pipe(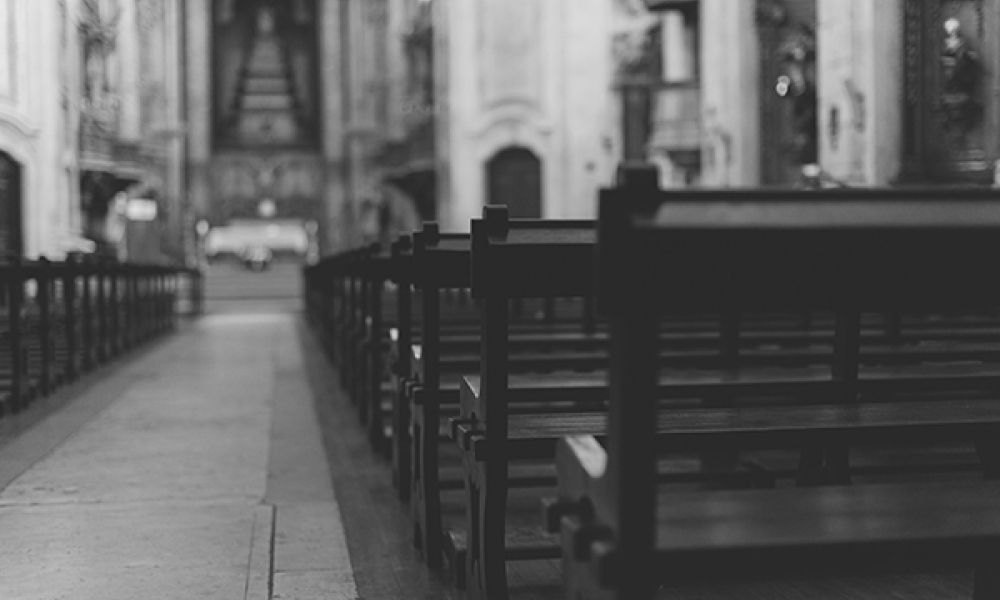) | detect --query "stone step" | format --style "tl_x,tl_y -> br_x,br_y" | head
245,64 -> 286,78
243,78 -> 291,95
235,111 -> 300,142
241,95 -> 296,111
